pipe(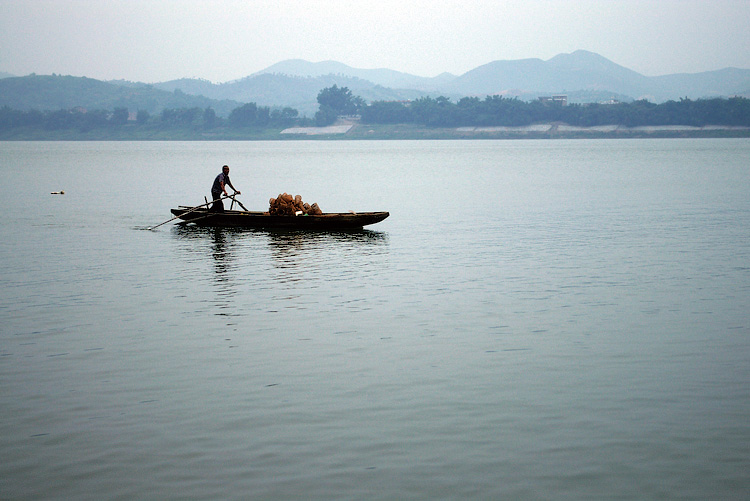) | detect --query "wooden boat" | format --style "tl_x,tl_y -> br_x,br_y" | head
170,207 -> 389,230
